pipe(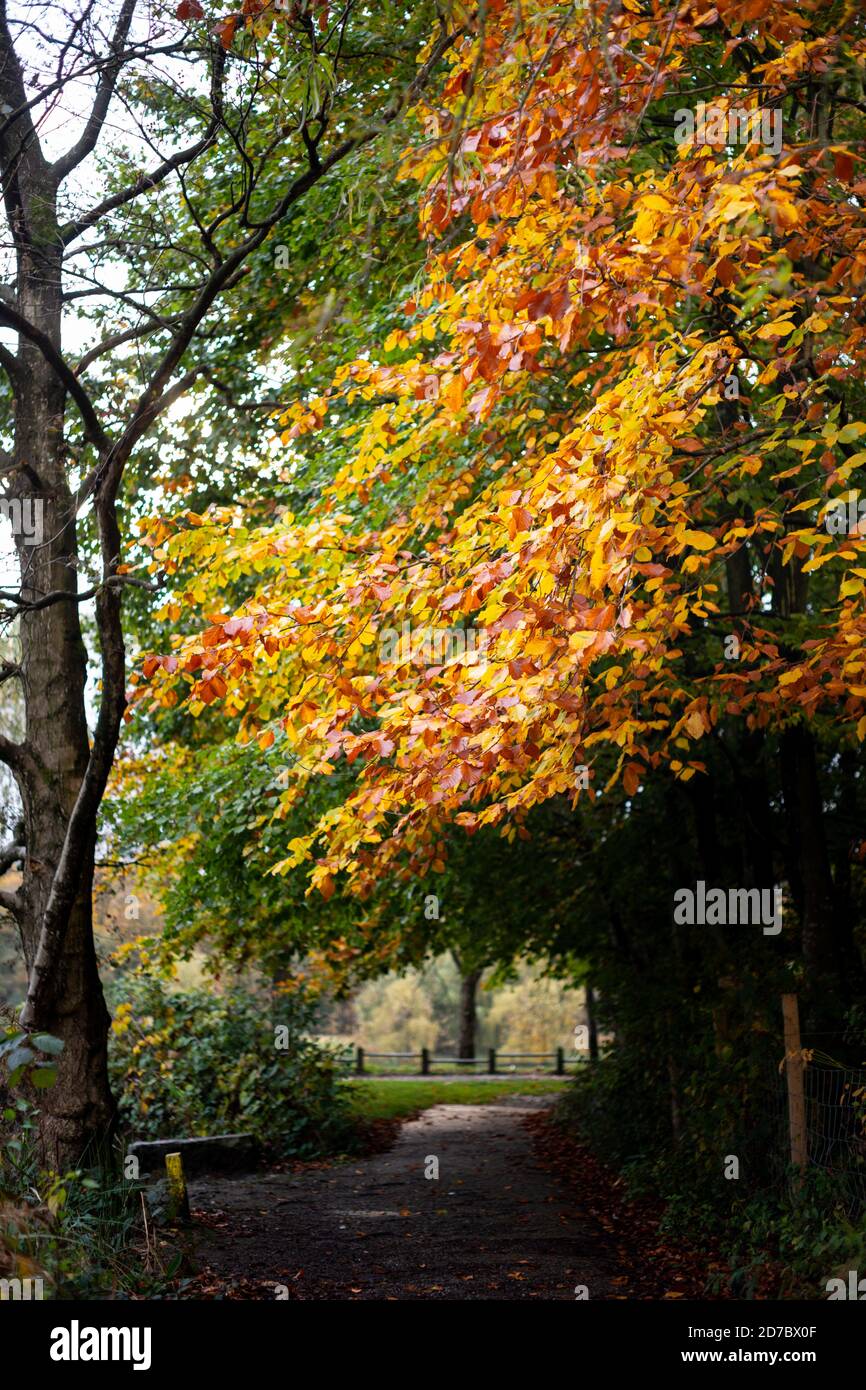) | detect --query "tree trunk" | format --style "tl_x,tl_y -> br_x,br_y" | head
779,723 -> 843,1034
2,130 -> 116,1167
457,968 -> 482,1060
585,982 -> 599,1061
